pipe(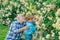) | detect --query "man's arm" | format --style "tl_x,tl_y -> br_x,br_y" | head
18,26 -> 27,32
10,22 -> 27,33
